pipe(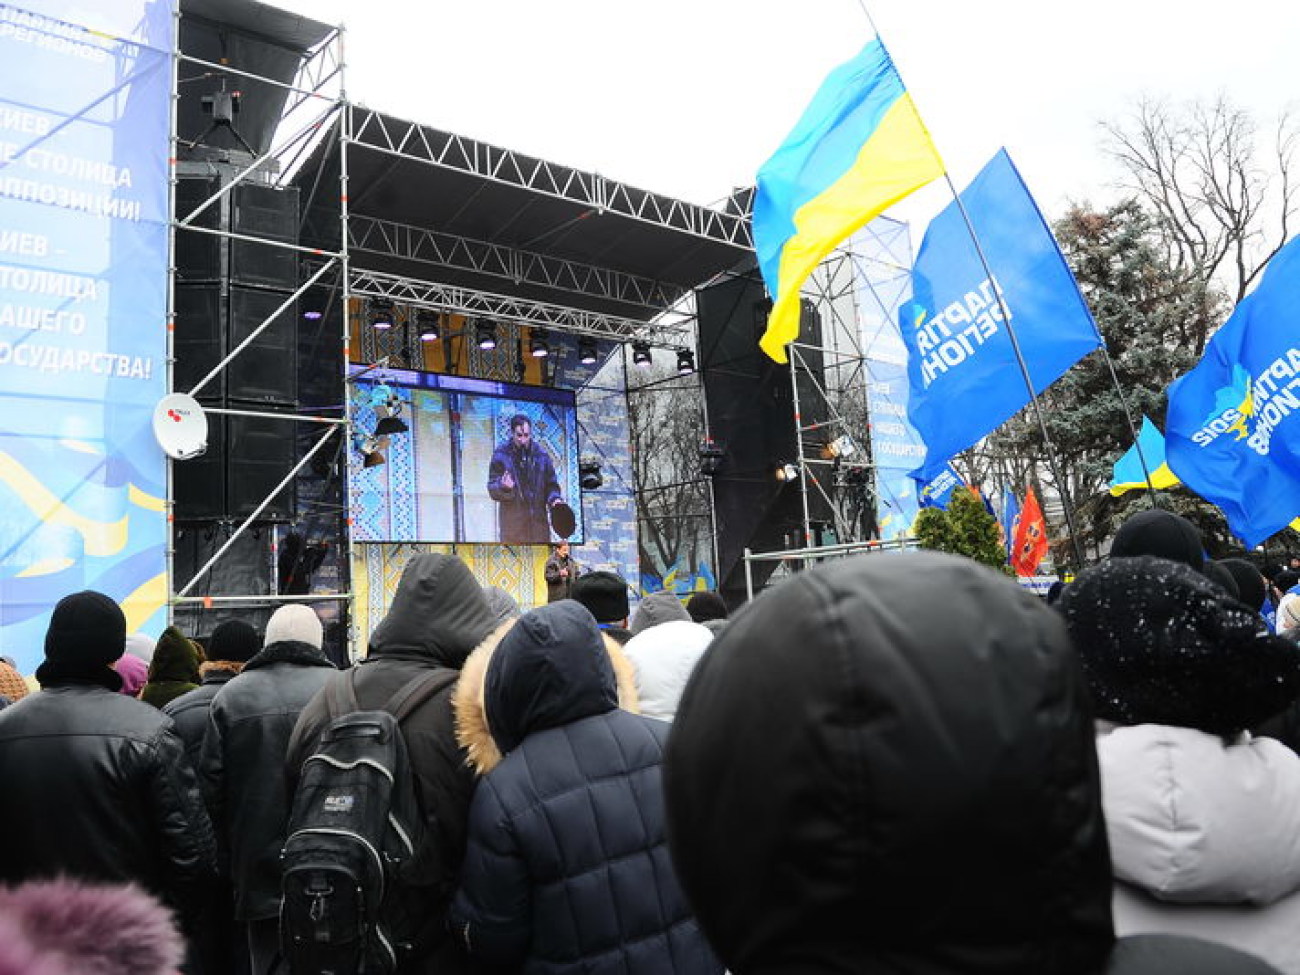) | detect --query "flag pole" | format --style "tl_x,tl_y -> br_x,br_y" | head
854,0 -> 1086,569
938,175 -> 1086,570
1097,346 -> 1162,507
